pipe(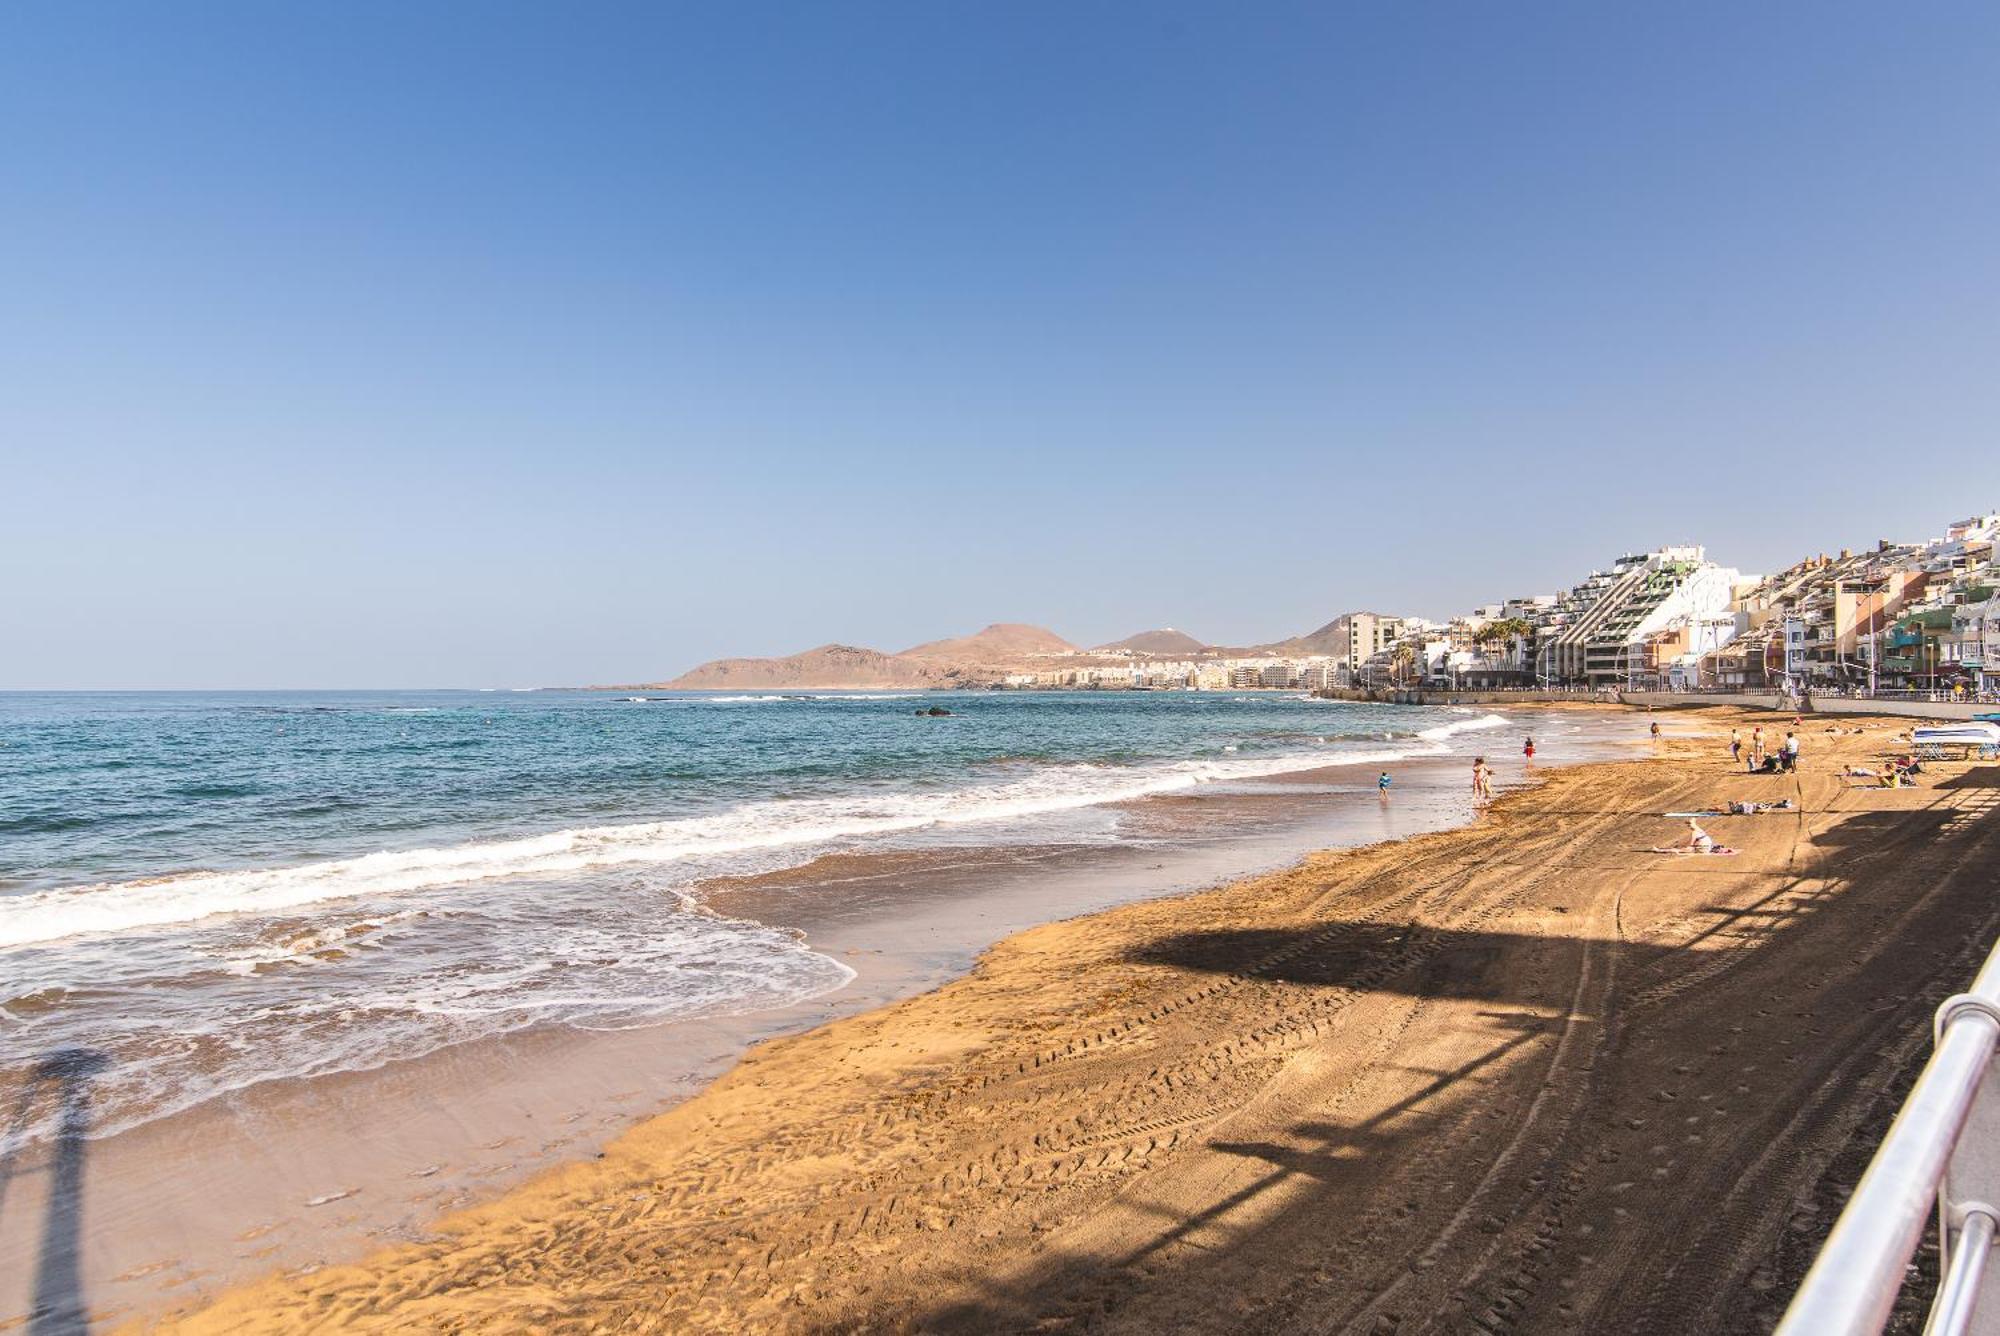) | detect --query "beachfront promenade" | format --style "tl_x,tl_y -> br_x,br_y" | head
1317,684 -> 2000,721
